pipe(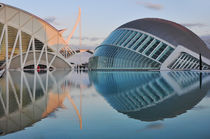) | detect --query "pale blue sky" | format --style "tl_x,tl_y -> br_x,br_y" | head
0,0 -> 210,47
